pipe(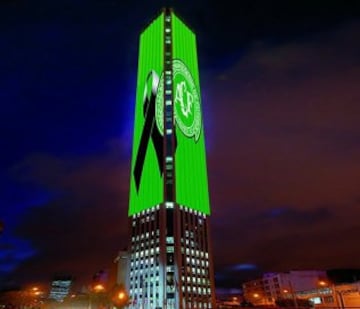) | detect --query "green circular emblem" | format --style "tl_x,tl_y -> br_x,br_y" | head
155,59 -> 201,142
